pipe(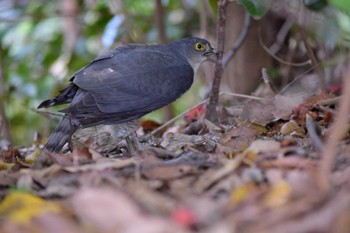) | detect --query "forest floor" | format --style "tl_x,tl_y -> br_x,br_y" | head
0,87 -> 350,233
